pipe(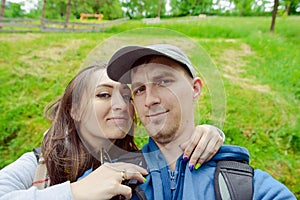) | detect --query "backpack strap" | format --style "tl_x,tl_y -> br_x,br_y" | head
214,160 -> 254,200
32,147 -> 51,189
